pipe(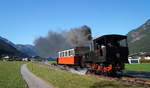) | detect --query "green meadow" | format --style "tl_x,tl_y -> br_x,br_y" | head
48,61 -> 57,64
125,63 -> 150,72
28,63 -> 144,88
0,61 -> 27,88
